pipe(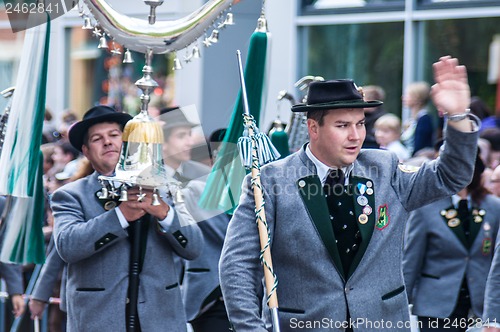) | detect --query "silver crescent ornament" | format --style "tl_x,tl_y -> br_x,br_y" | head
81,0 -> 237,54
